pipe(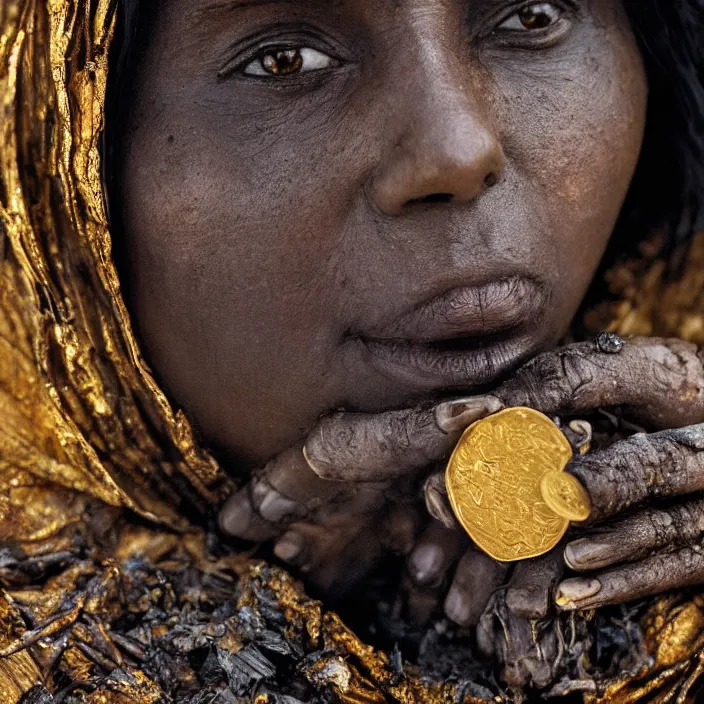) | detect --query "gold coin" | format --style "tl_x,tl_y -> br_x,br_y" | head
540,471 -> 591,522
445,407 -> 573,562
